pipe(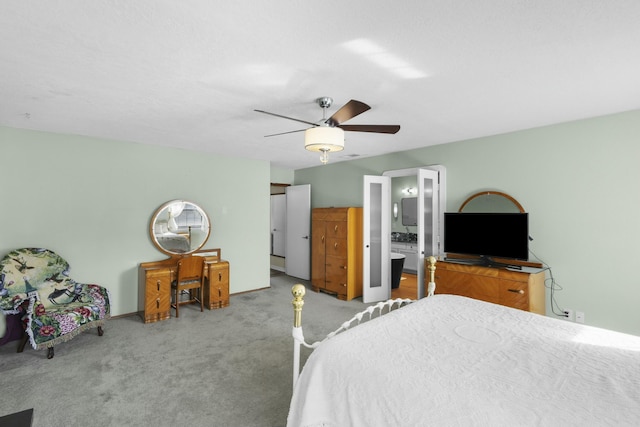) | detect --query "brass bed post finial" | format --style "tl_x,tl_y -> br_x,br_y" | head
292,284 -> 306,328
